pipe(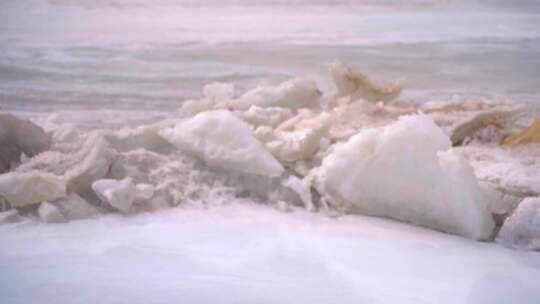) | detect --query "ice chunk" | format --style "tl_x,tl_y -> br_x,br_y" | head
145,194 -> 170,211
53,123 -> 80,143
497,197 -> 540,250
135,183 -> 155,201
317,115 -> 494,240
450,108 -> 516,146
454,144 -> 540,200
38,201 -> 67,224
267,112 -> 331,162
54,192 -> 100,220
437,150 -> 496,238
92,177 -> 135,213
283,176 -> 313,211
160,110 -> 284,177
102,128 -> 176,154
13,135 -> 115,203
328,100 -> 407,140
64,136 -> 115,202
108,149 -> 169,184
179,99 -> 215,117
0,171 -> 66,207
0,113 -> 51,173
178,83 -> 233,117
253,126 -> 278,143
31,114 -> 81,143
236,106 -> 294,128
227,78 -> 321,110
478,181 -> 524,225
329,61 -> 402,103
273,200 -> 292,212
